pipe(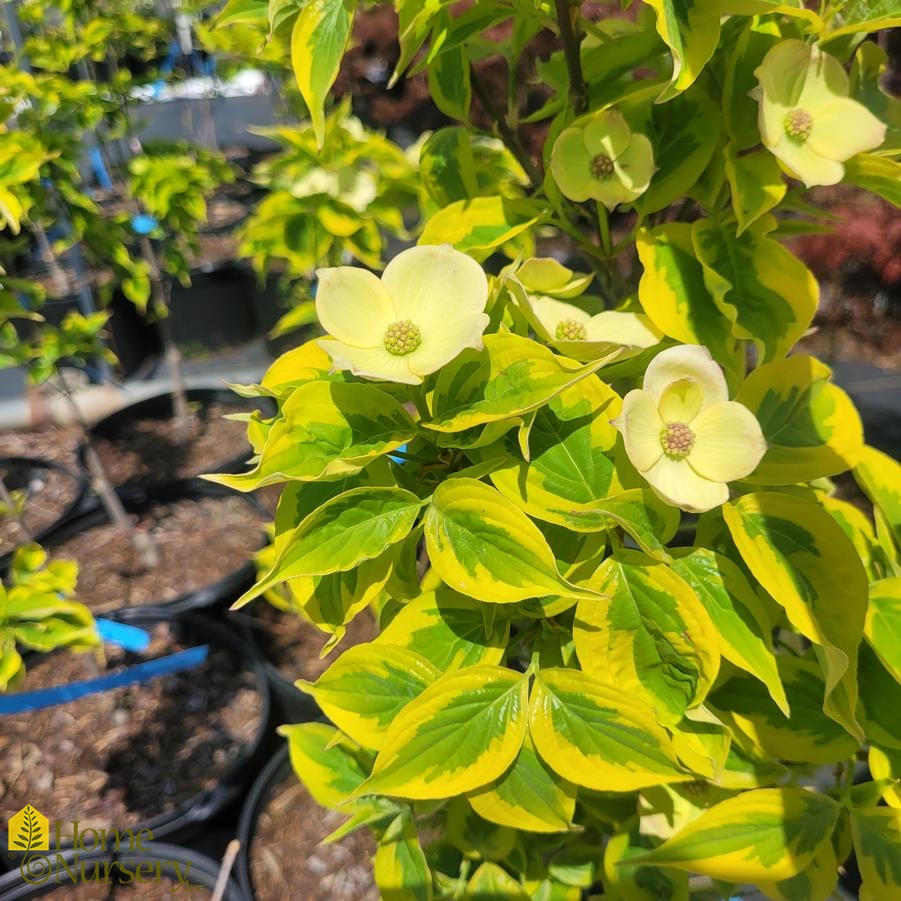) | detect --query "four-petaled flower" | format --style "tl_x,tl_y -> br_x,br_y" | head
315,244 -> 489,385
754,40 -> 886,188
613,345 -> 767,513
550,109 -> 655,210
529,295 -> 661,349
